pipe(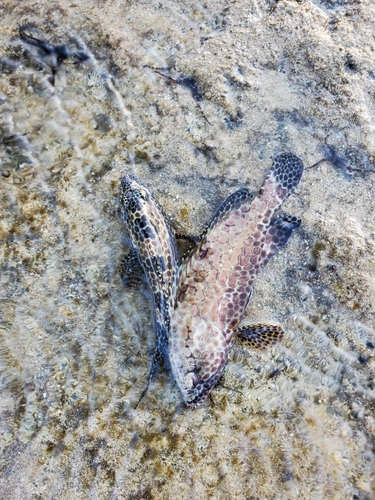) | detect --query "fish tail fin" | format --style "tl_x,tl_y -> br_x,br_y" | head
134,353 -> 162,408
135,322 -> 168,408
268,152 -> 304,197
